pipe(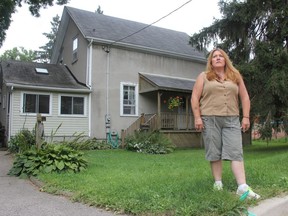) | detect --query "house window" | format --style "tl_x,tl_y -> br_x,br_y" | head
60,96 -> 85,115
120,82 -> 138,116
72,37 -> 78,62
23,93 -> 50,114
